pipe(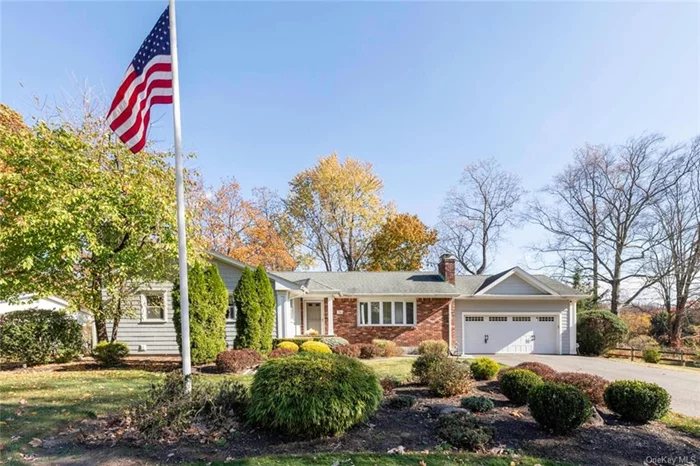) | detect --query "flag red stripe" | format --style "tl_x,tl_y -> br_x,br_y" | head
116,80 -> 173,144
123,95 -> 173,153
107,62 -> 172,130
